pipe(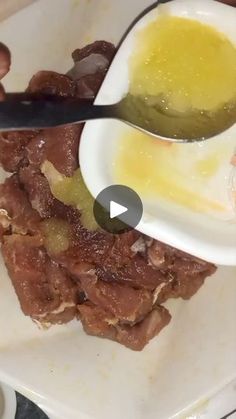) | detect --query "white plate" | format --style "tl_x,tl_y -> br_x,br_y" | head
0,1 -> 235,419
0,382 -> 16,419
80,0 -> 236,266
